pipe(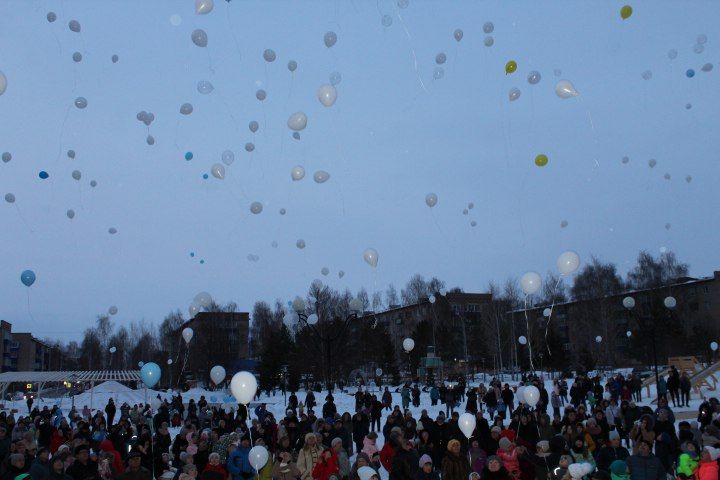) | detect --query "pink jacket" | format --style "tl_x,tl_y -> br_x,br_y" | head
695,461 -> 718,480
496,447 -> 520,474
